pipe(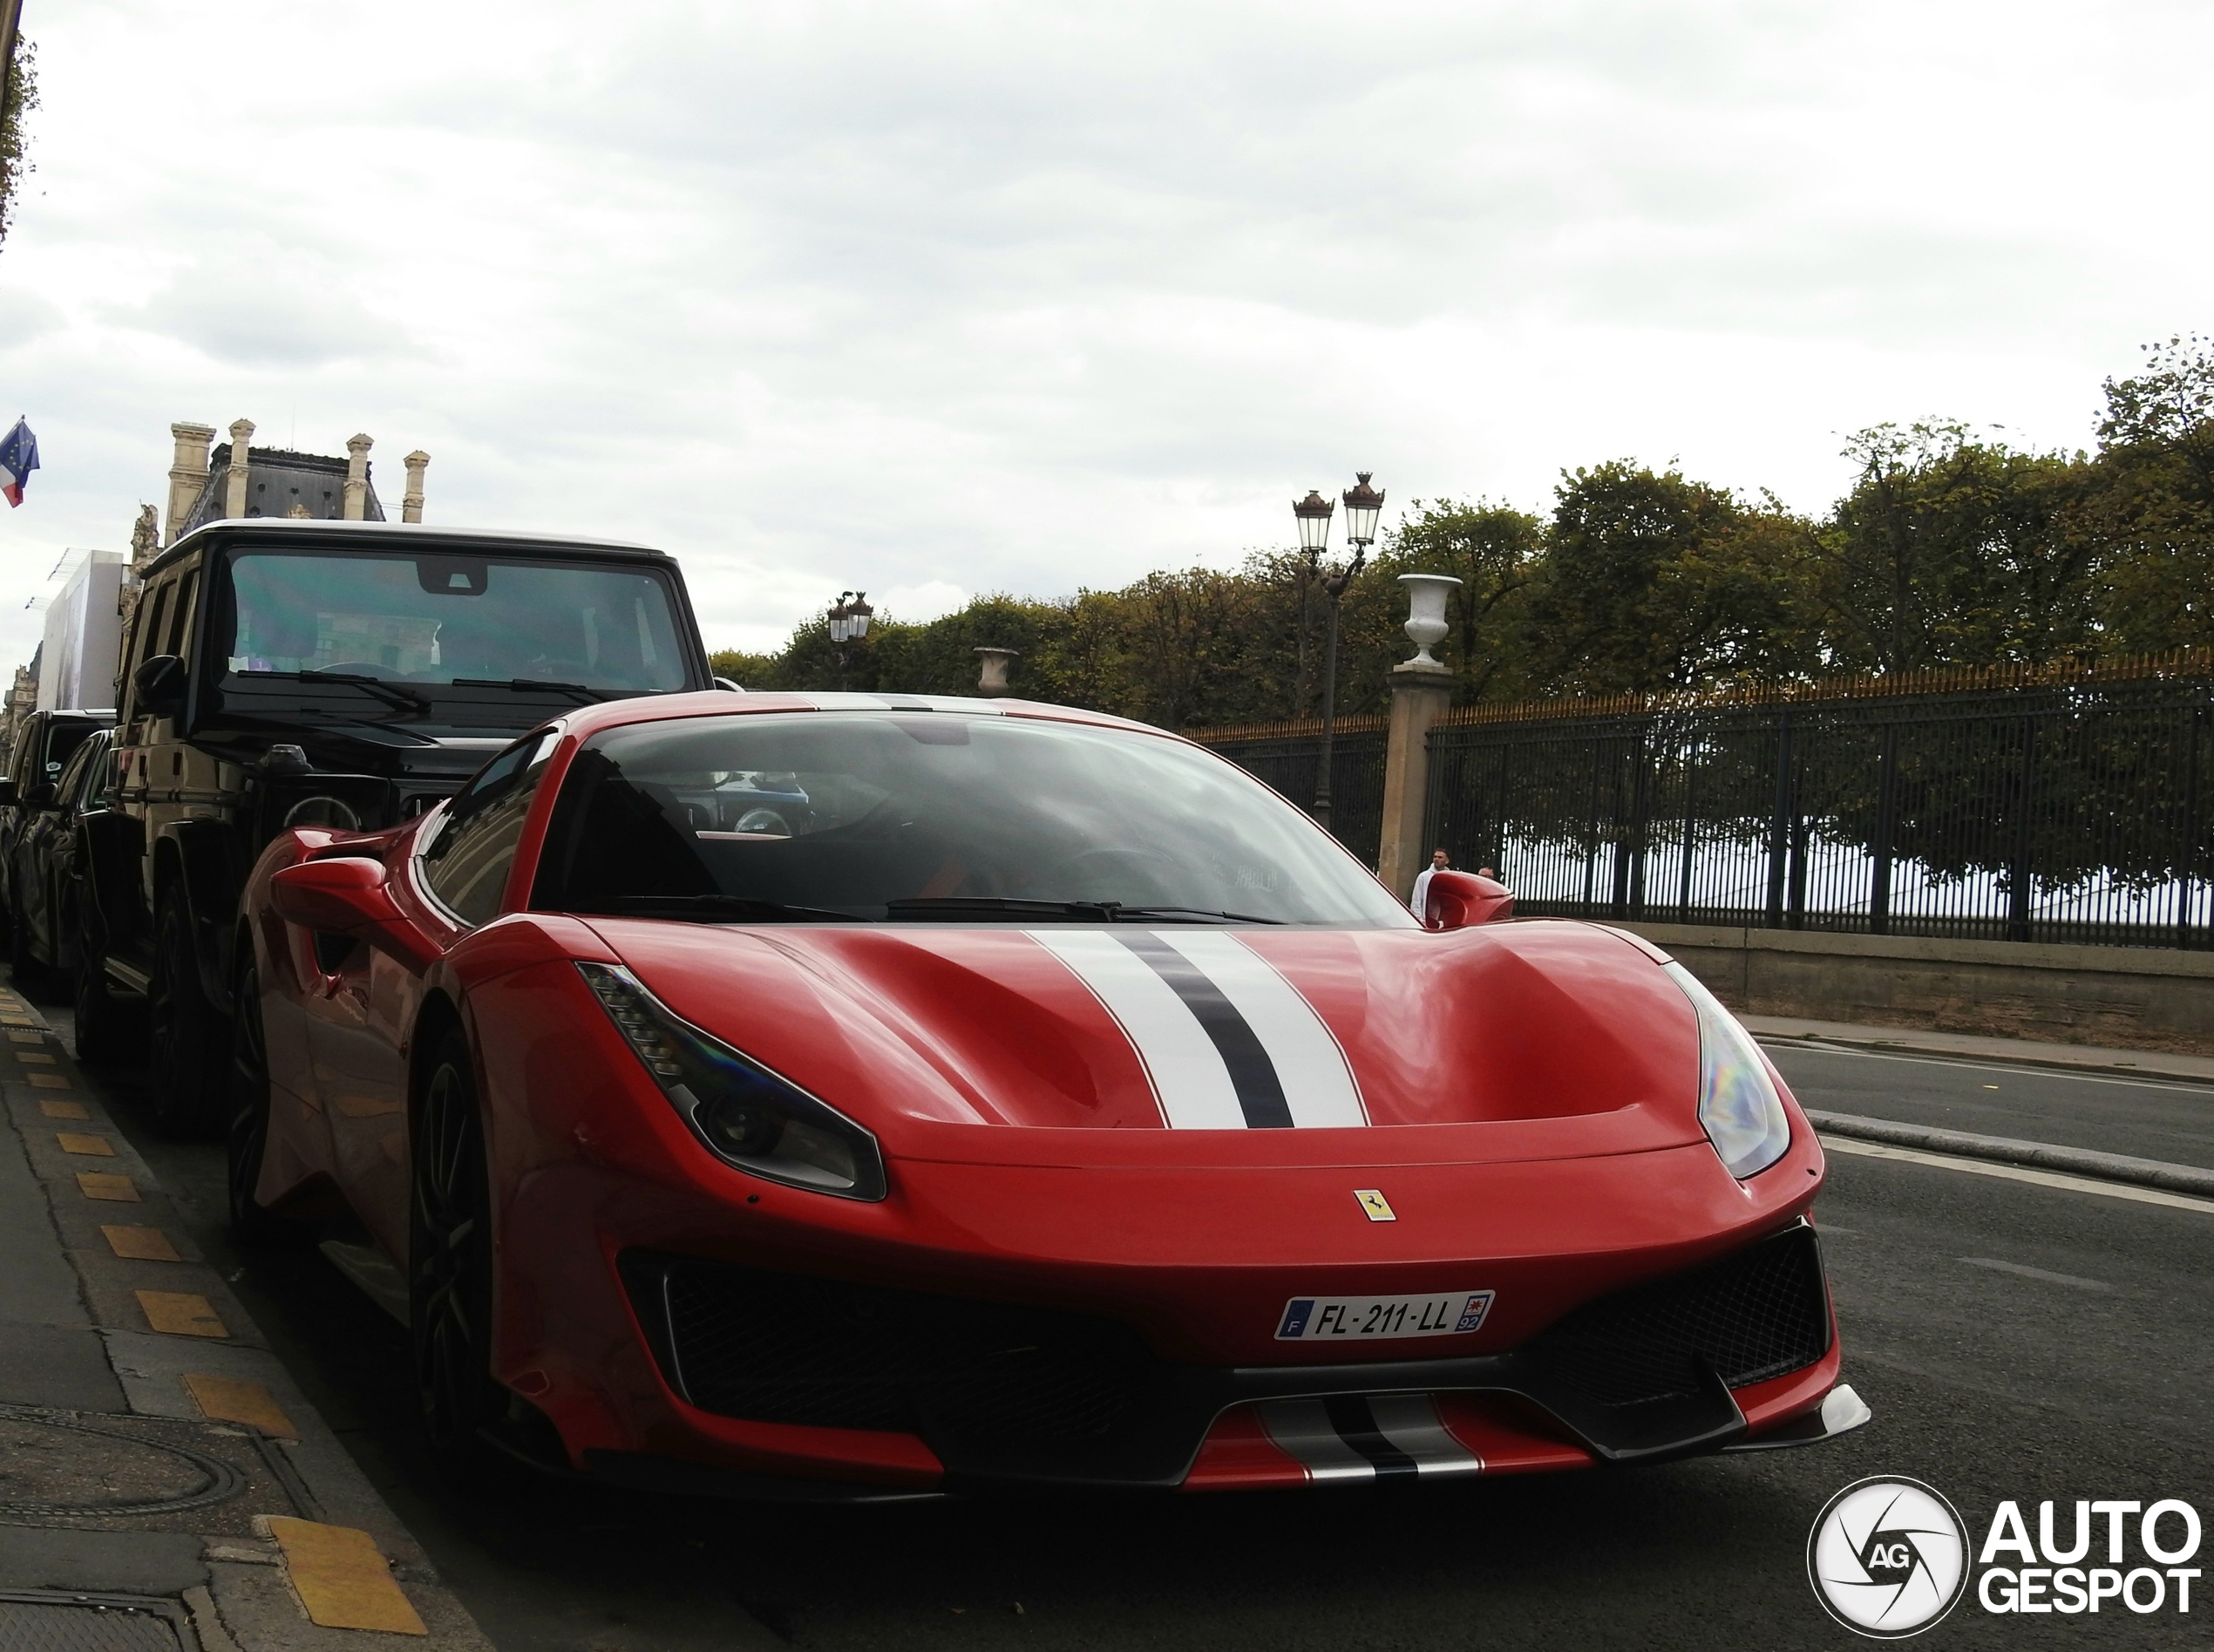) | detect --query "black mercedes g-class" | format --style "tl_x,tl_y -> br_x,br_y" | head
85,519 -> 717,1132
